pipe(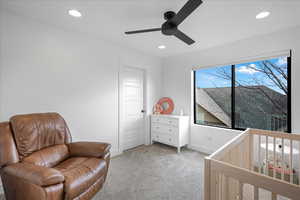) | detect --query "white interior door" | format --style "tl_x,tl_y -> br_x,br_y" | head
120,67 -> 145,151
